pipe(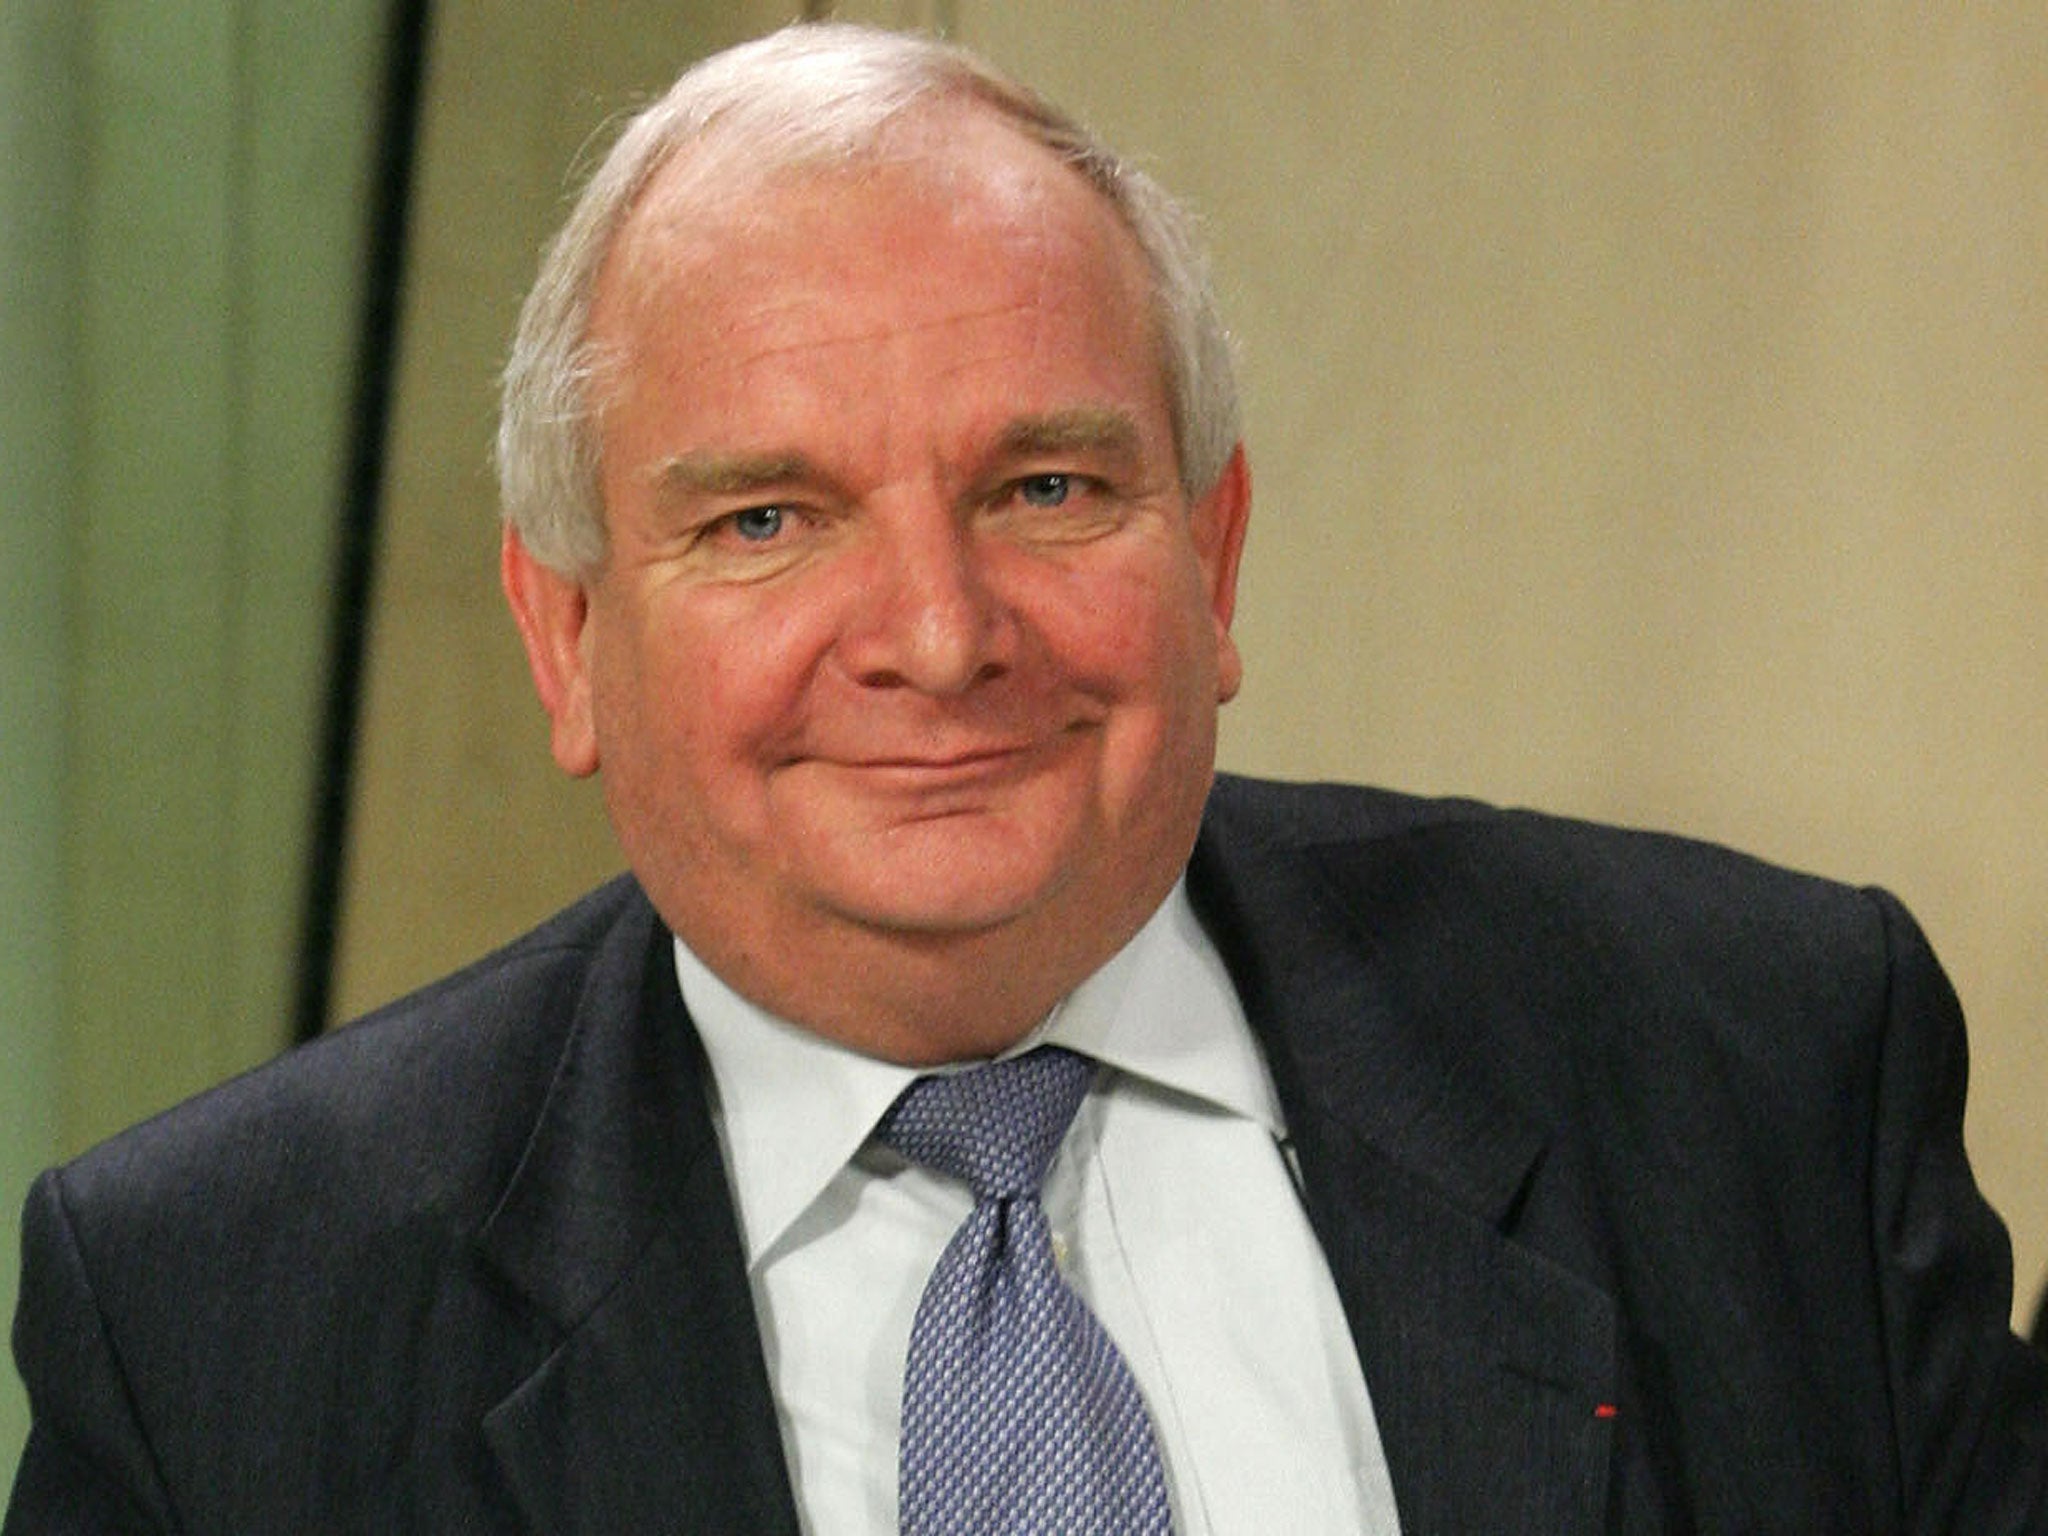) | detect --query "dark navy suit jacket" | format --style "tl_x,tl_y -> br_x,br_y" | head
9,776 -> 2047,1531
